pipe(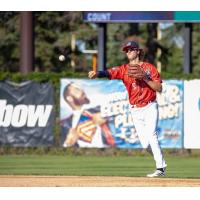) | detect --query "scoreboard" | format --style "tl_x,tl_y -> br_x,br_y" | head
83,11 -> 200,23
